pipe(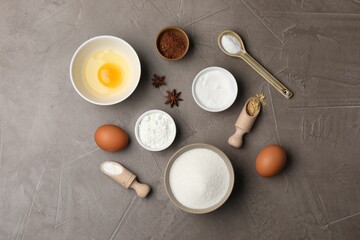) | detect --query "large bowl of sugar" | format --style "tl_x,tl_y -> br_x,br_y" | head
164,143 -> 234,214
